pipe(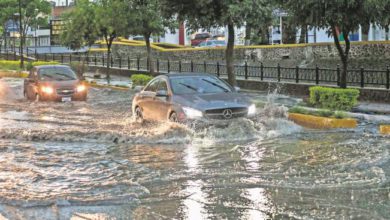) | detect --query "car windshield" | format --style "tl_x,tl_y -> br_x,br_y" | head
170,76 -> 232,95
38,67 -> 77,81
